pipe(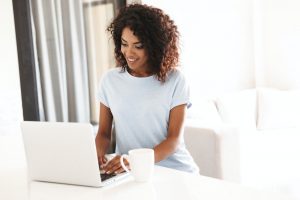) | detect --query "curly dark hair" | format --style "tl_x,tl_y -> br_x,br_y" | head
107,4 -> 179,82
